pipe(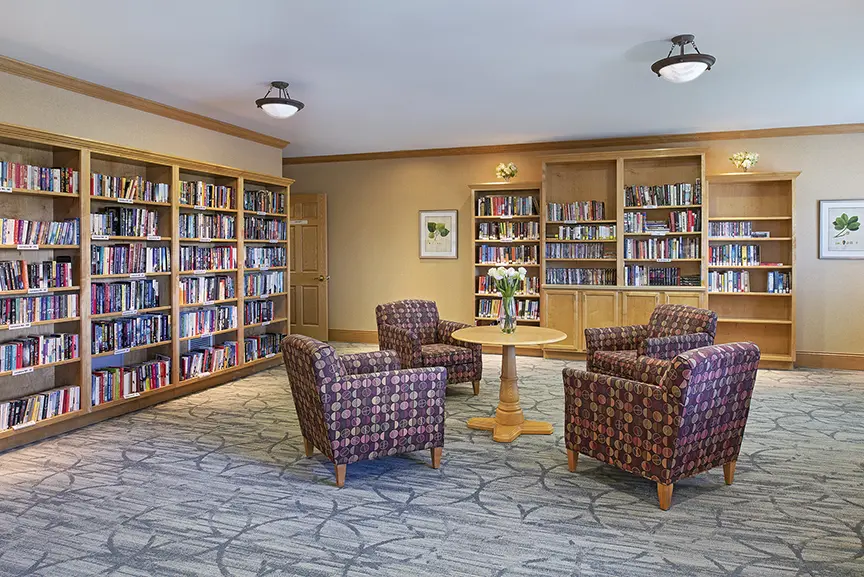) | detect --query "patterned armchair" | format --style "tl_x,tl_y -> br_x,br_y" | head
585,304 -> 718,382
563,342 -> 760,510
376,299 -> 483,395
281,334 -> 447,487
